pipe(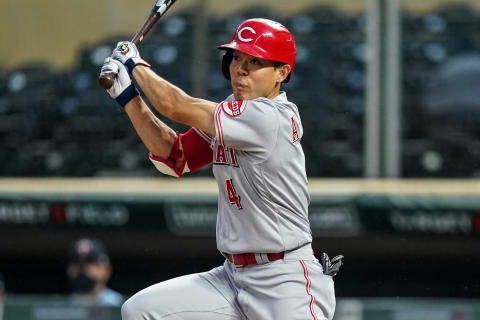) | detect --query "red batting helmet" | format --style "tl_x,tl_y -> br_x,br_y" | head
217,18 -> 297,83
